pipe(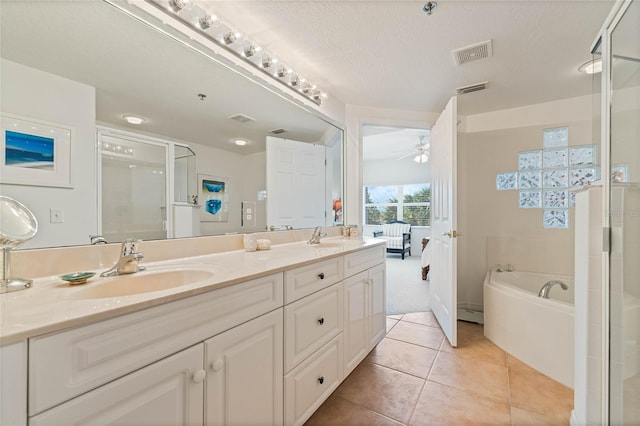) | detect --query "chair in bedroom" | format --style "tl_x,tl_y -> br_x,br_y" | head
373,220 -> 411,259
